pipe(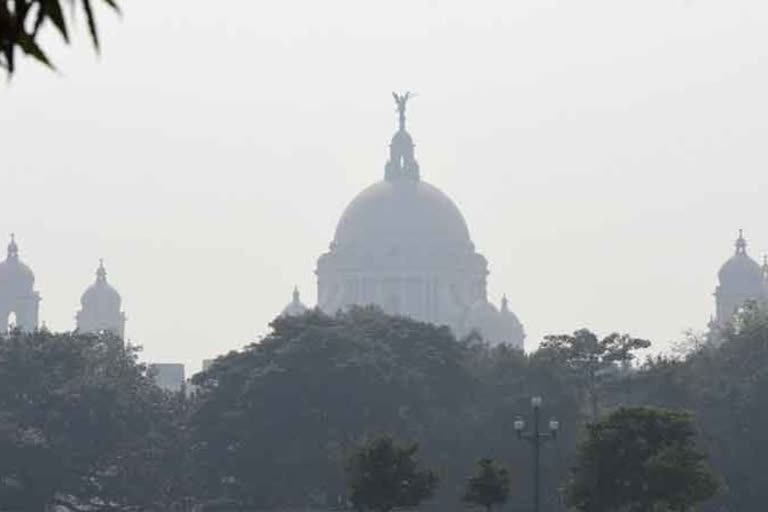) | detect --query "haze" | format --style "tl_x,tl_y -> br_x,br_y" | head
2,0 -> 767,372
